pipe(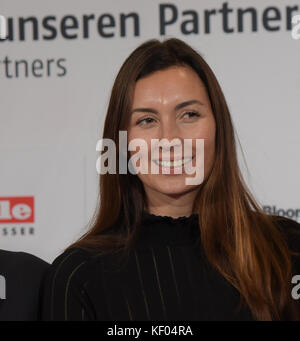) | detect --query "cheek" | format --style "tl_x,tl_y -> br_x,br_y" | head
127,133 -> 153,168
128,126 -> 152,144
193,125 -> 215,170
127,128 -> 135,144
203,137 -> 216,176
205,138 -> 215,161
193,125 -> 215,152
201,120 -> 216,156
